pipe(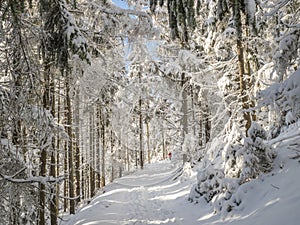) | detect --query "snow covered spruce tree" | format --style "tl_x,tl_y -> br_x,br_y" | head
0,1 -> 47,224
38,0 -> 90,222
0,0 -> 90,224
147,0 -> 290,215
